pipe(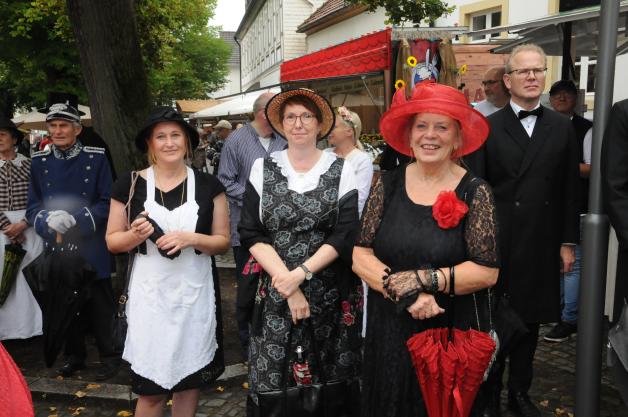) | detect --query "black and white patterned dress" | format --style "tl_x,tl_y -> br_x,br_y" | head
239,150 -> 362,396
